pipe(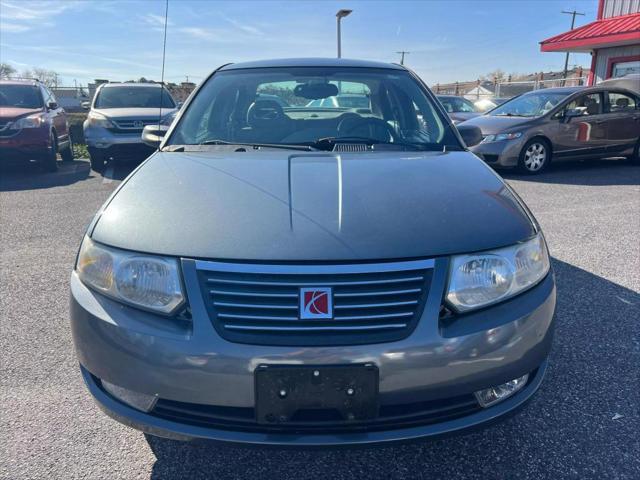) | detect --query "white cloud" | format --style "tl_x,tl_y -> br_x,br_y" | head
140,13 -> 173,27
0,22 -> 30,33
220,14 -> 263,36
179,27 -> 217,40
0,0 -> 80,30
